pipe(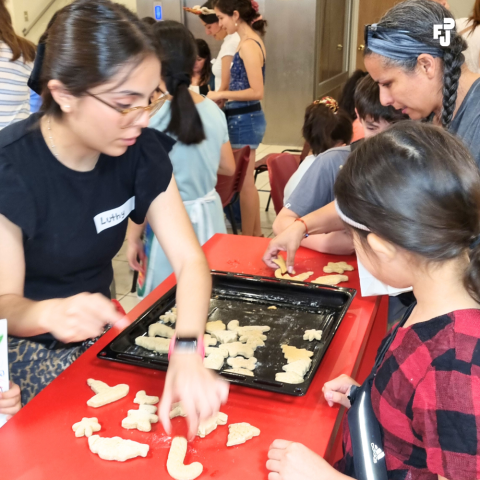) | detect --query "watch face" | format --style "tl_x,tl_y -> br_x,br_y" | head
175,338 -> 198,352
